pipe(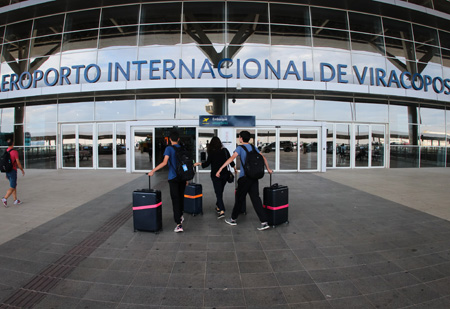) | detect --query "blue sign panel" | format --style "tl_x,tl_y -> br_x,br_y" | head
199,115 -> 255,127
